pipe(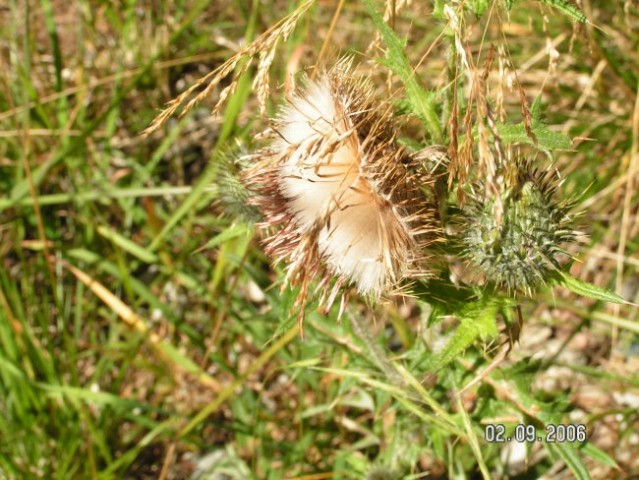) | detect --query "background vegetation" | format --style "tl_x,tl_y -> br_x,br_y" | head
1,0 -> 638,478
